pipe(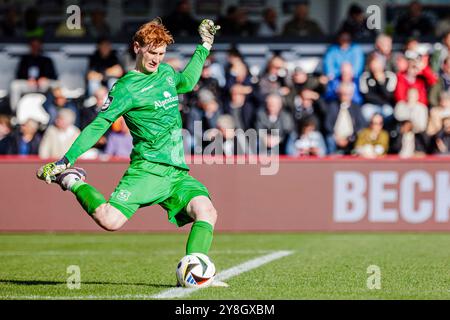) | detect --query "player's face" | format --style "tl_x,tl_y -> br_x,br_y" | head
135,43 -> 167,73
